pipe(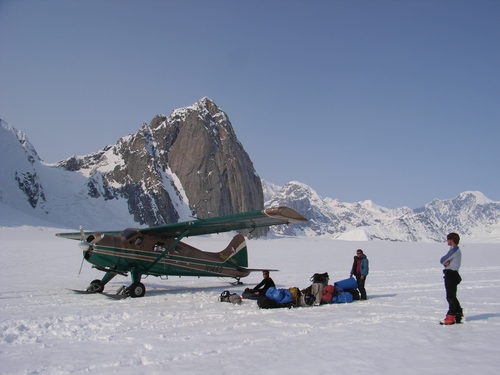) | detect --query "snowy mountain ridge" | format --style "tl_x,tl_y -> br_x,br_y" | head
2,108 -> 500,242
263,180 -> 500,243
